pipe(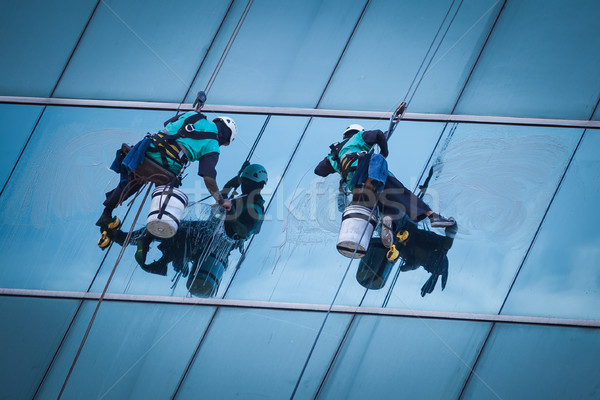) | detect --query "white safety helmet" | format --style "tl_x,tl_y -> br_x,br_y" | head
343,124 -> 364,139
214,116 -> 238,144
